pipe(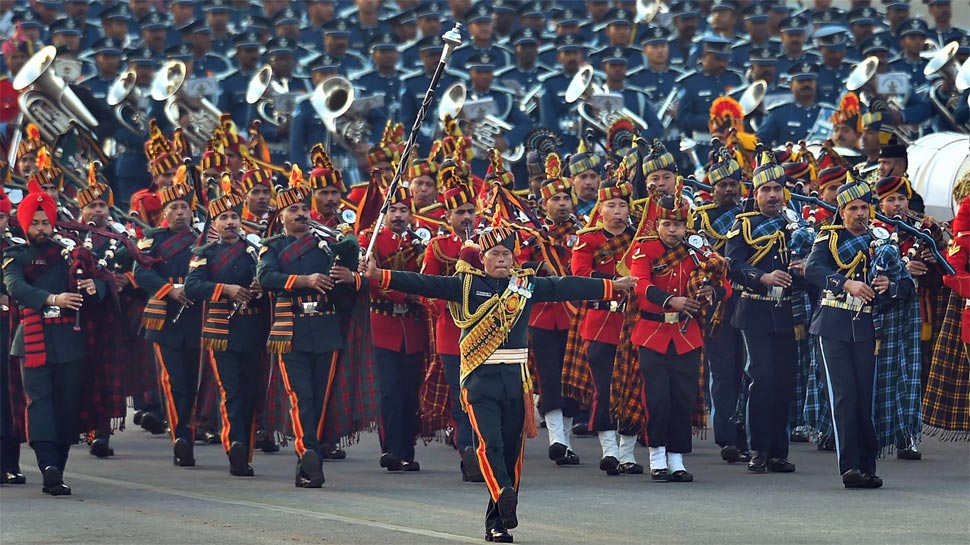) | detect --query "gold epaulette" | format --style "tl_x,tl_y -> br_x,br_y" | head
576,223 -> 603,235
634,234 -> 659,242
735,211 -> 761,219
455,259 -> 486,276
